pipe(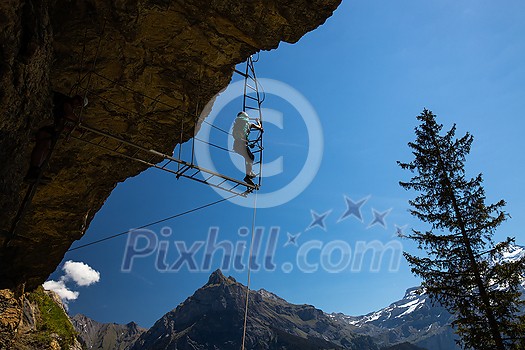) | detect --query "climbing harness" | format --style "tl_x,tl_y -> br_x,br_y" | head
6,24 -> 268,244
